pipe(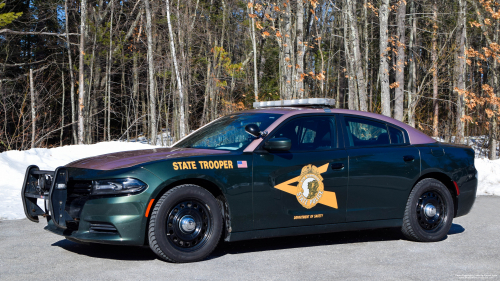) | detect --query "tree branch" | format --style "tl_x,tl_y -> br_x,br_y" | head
0,29 -> 79,37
